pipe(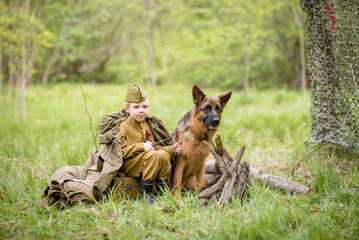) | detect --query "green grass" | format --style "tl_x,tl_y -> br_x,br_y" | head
0,83 -> 358,239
